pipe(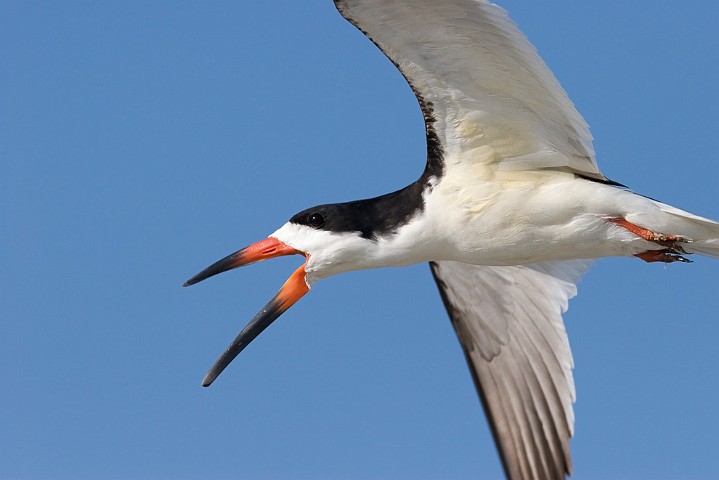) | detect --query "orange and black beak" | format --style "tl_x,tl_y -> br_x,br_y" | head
183,237 -> 309,387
